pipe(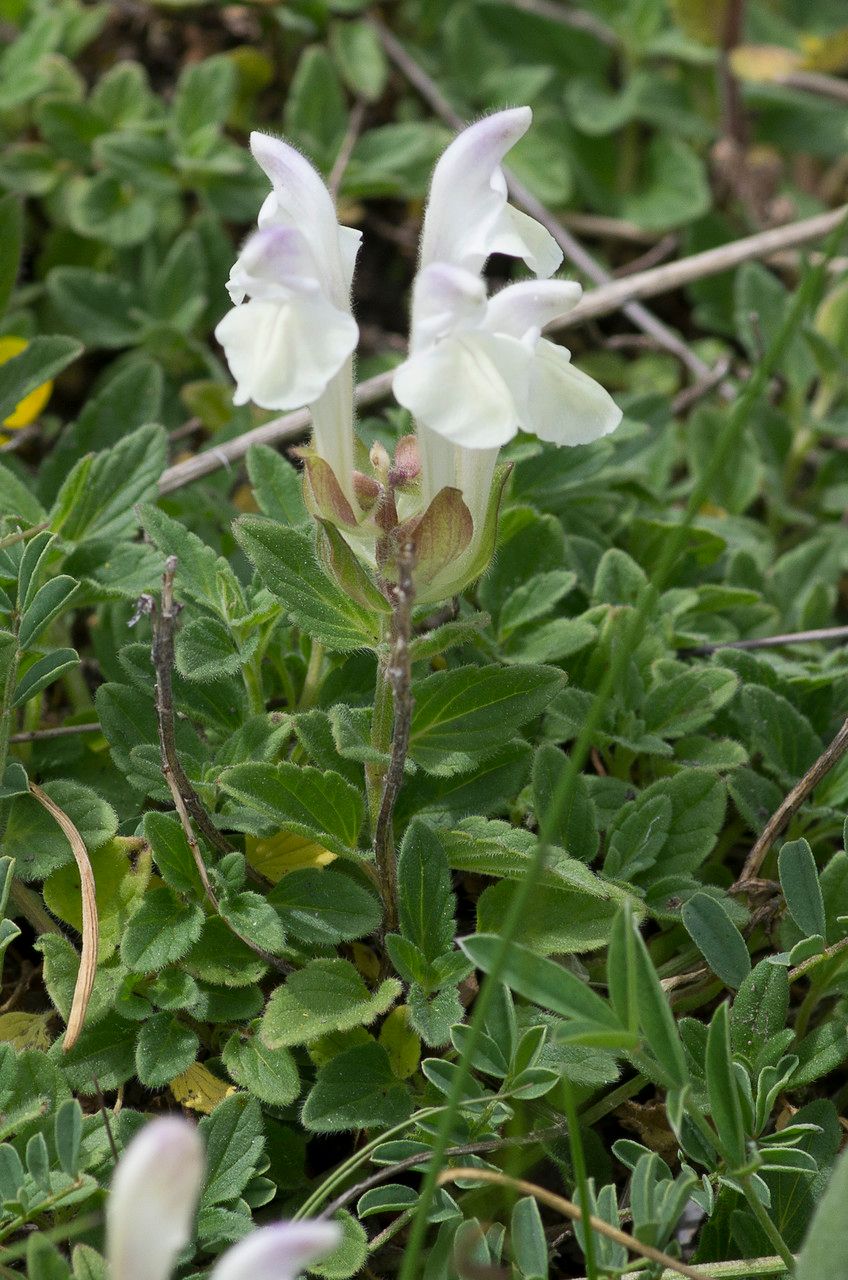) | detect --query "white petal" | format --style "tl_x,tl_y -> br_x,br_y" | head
210,1222 -> 341,1280
337,224 -> 363,294
409,263 -> 487,352
215,296 -> 358,410
484,279 -> 583,343
250,132 -> 350,303
420,108 -> 560,275
106,1119 -> 204,1280
394,332 -> 529,449
496,205 -> 563,279
527,339 -> 623,445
